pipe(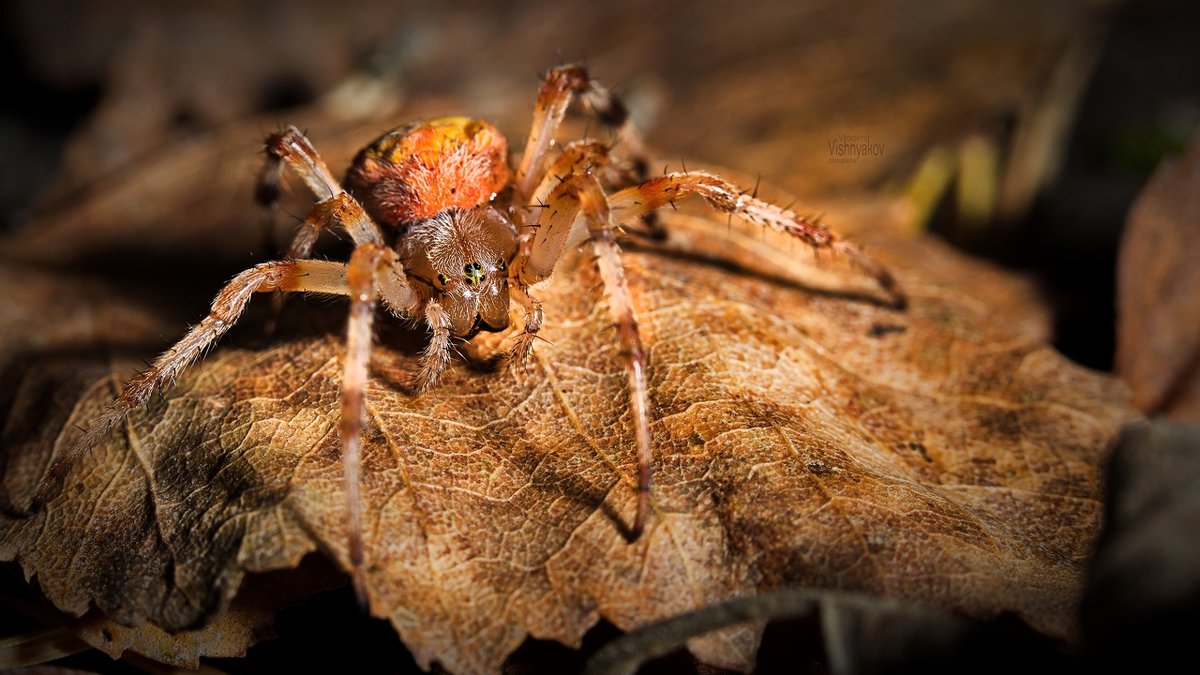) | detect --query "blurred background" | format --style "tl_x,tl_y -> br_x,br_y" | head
2,0 -> 1197,372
